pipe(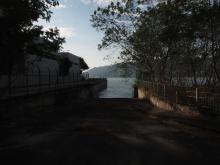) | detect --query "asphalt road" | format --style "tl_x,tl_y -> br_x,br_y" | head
0,99 -> 220,165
